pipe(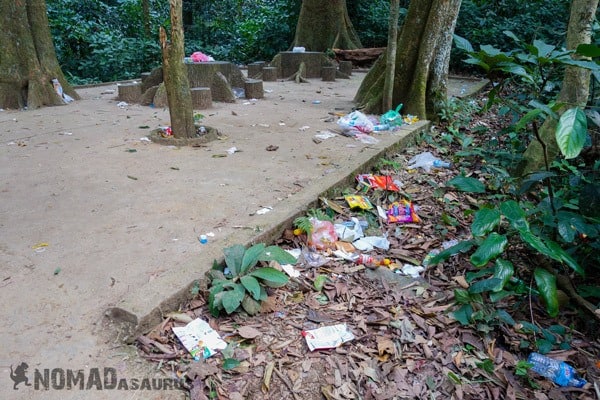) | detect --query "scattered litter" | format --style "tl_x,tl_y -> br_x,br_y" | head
52,78 -> 74,103
125,148 -> 137,153
334,217 -> 364,242
293,46 -> 306,53
258,123 -> 270,128
172,318 -> 227,360
226,146 -> 238,155
308,218 -> 338,250
312,100 -> 321,104
403,115 -> 420,124
32,242 -> 49,253
117,101 -> 129,109
380,104 -> 404,126
302,324 -> 355,351
337,110 -> 374,134
301,247 -> 330,268
265,145 -> 278,151
353,236 -> 390,251
299,125 -> 310,131
255,206 -> 273,215
345,195 -> 373,210
282,264 -> 301,278
354,133 -> 379,144
59,131 -> 73,136
199,235 -> 208,244
314,130 -> 337,140
356,174 -> 400,192
127,175 -> 138,180
189,51 -> 214,63
395,264 -> 425,278
53,267 -> 61,276
279,122 -> 286,126
386,200 -> 420,223
140,137 -> 151,143
407,152 -> 451,172
160,126 -> 173,137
